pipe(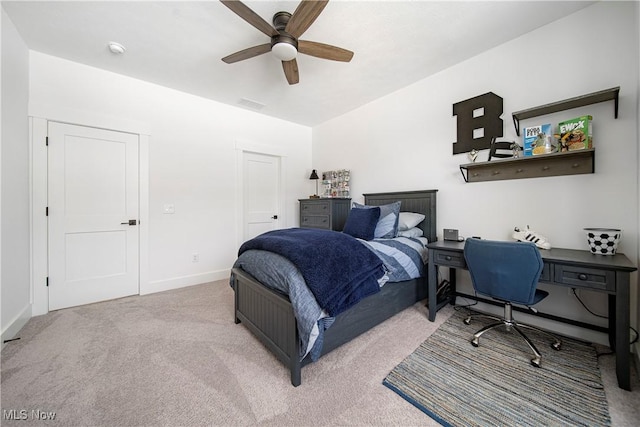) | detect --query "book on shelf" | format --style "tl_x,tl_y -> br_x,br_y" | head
523,124 -> 554,156
557,115 -> 592,152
